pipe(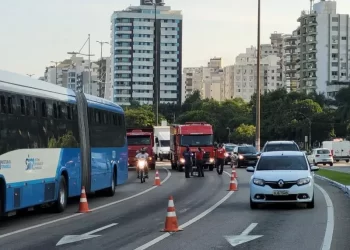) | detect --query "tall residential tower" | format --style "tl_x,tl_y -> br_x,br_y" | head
111,0 -> 183,105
